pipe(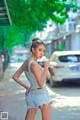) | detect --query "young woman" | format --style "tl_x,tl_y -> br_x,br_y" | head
12,38 -> 52,120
